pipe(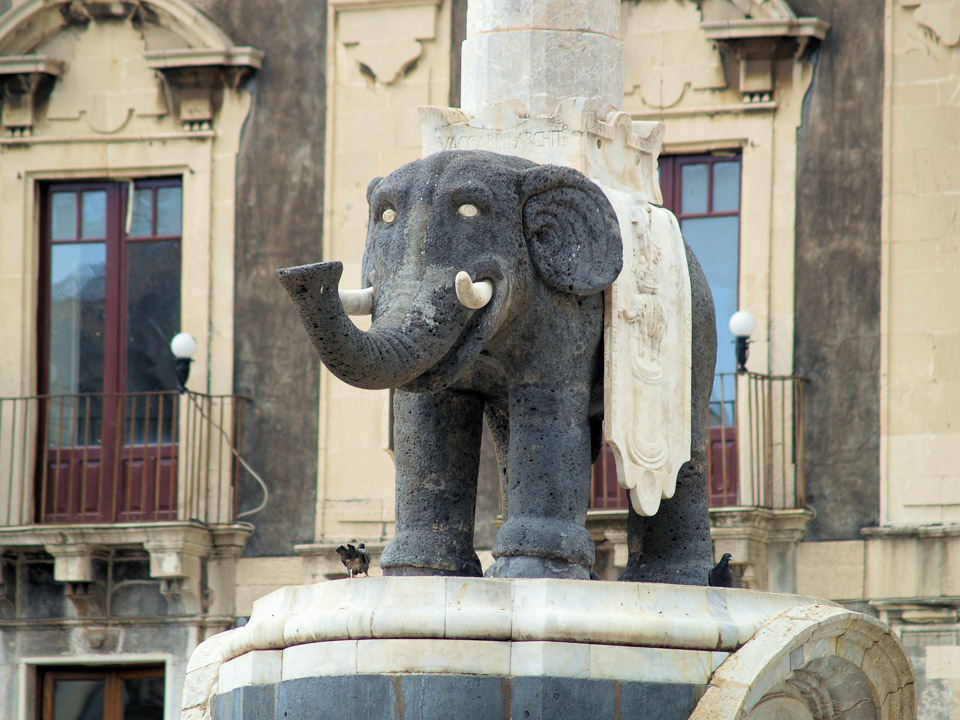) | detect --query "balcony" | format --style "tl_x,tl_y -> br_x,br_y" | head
0,391 -> 252,595
588,371 -> 813,588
